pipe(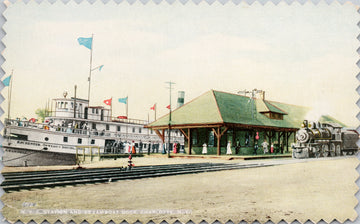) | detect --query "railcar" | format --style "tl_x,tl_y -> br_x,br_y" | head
292,120 -> 358,159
